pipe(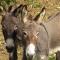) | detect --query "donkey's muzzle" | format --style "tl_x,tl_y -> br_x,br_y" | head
5,38 -> 15,52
